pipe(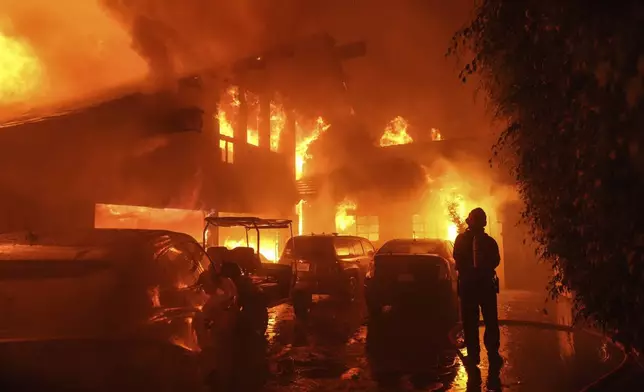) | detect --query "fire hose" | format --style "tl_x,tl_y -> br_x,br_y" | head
447,319 -> 629,392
